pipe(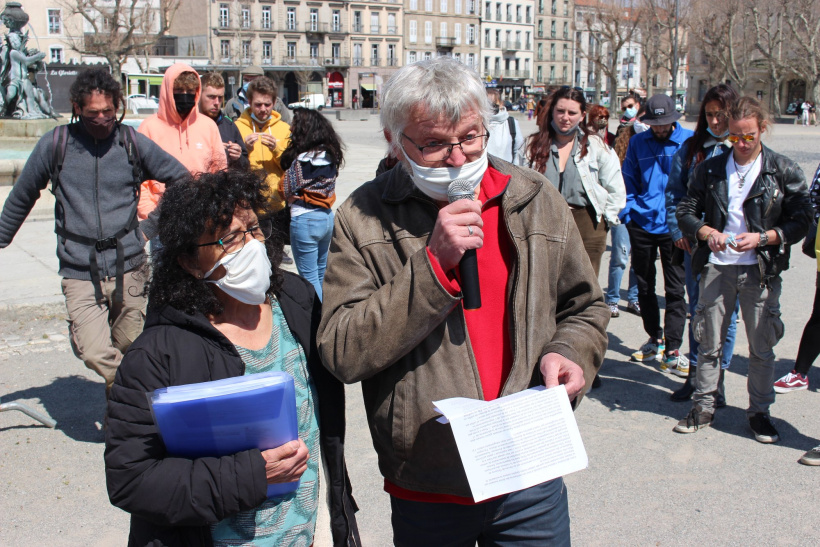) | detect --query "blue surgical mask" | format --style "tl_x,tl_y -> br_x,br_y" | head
242,82 -> 250,93
707,127 -> 729,139
251,112 -> 270,124
624,106 -> 638,118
